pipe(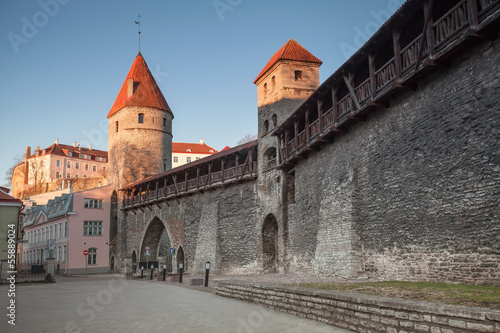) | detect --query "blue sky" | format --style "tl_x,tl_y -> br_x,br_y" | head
0,0 -> 404,187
